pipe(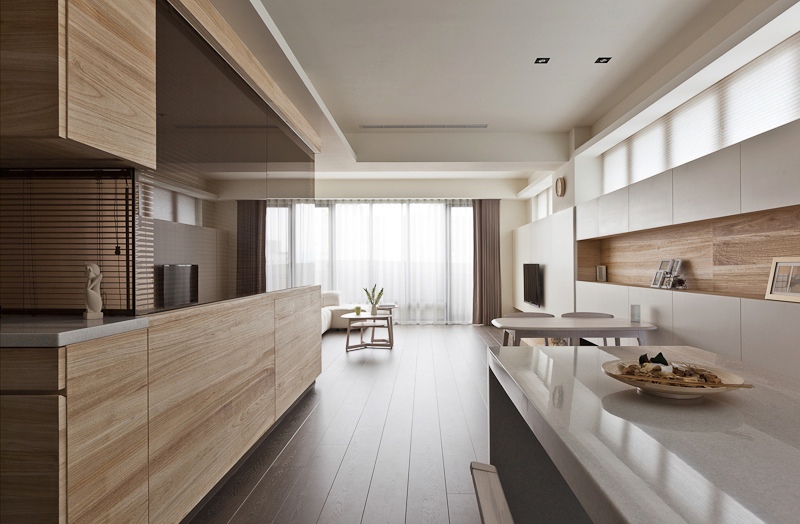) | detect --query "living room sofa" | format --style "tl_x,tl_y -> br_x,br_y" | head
321,291 -> 355,334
